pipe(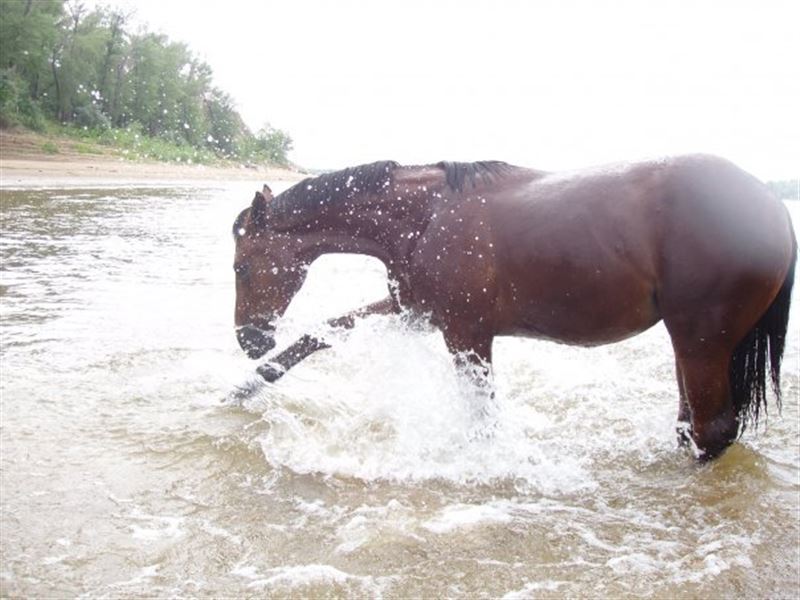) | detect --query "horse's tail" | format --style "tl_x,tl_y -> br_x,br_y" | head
730,225 -> 797,436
